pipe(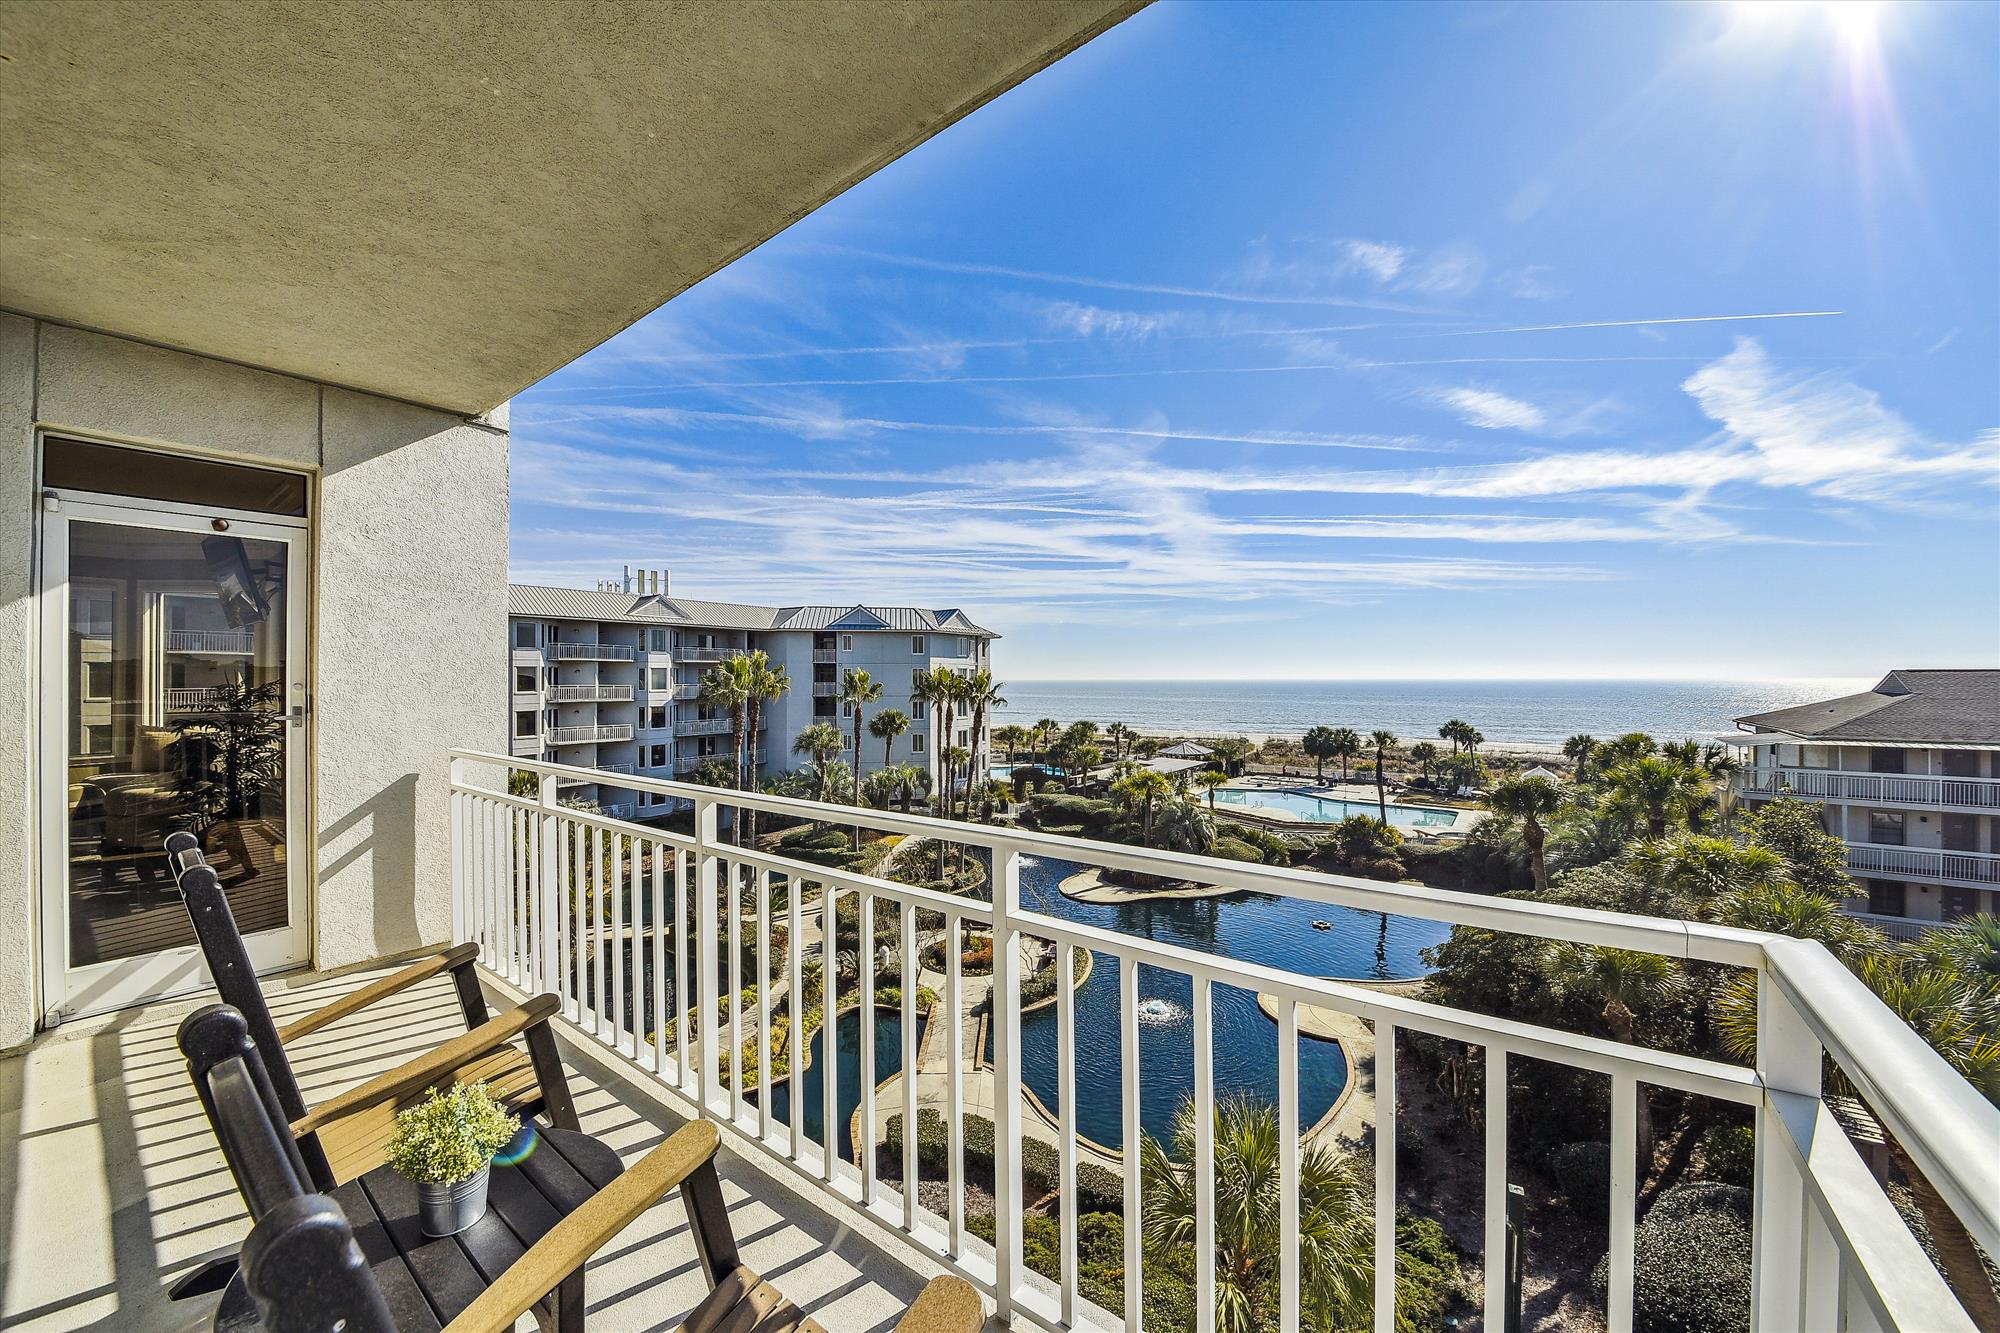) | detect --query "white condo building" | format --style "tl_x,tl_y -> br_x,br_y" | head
1730,669 -> 2000,937
508,569 -> 997,818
